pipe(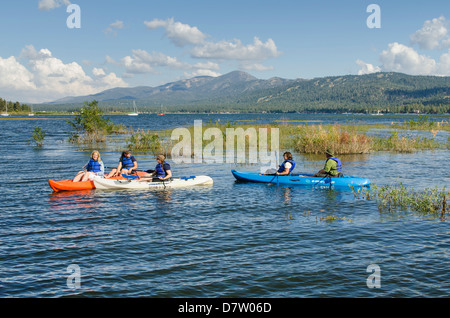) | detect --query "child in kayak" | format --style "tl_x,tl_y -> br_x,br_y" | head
264,152 -> 296,176
105,150 -> 138,178
73,150 -> 105,182
313,149 -> 343,177
138,155 -> 172,182
276,152 -> 296,176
